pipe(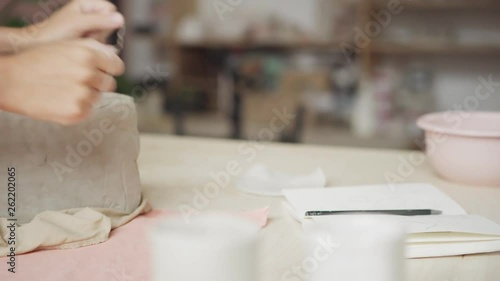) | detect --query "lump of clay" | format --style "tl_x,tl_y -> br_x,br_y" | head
0,93 -> 142,224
